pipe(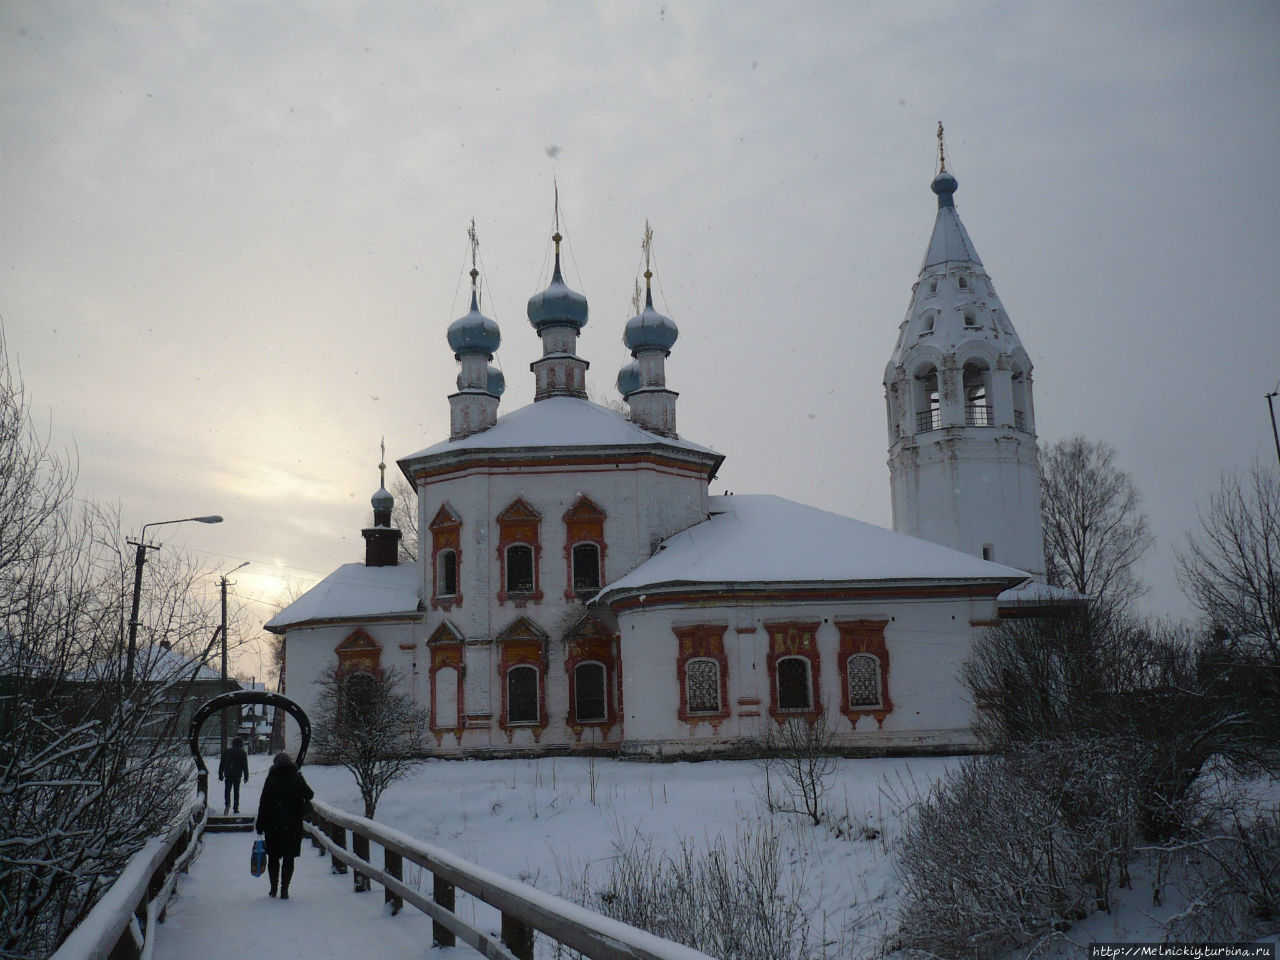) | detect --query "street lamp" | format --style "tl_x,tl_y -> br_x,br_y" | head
219,560 -> 250,754
125,515 -> 223,685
